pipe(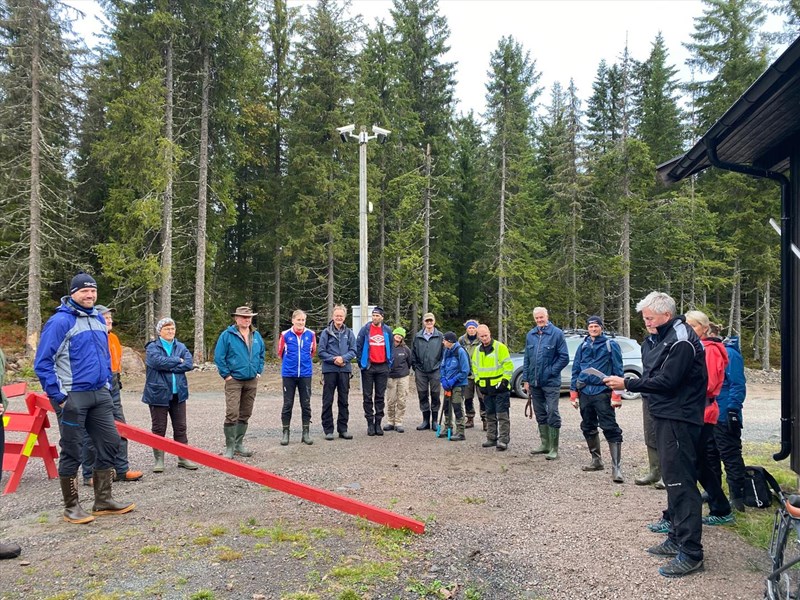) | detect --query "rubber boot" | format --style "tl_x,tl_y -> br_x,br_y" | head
223,424 -> 236,458
60,476 -> 95,524
234,422 -> 254,457
91,468 -> 135,516
582,434 -> 604,471
729,481 -> 746,512
374,418 -> 384,436
281,426 -> 290,446
635,446 -> 661,486
482,413 -> 498,447
545,427 -> 560,460
152,449 -> 165,473
497,412 -> 510,451
178,456 -> 198,470
609,441 -> 624,483
367,418 -> 376,436
654,478 -> 666,490
302,424 -> 313,445
530,424 -> 550,455
416,411 -> 431,431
